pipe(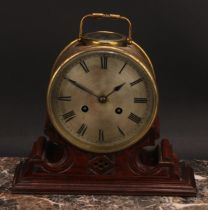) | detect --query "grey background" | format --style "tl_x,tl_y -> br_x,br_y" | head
0,1 -> 207,159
